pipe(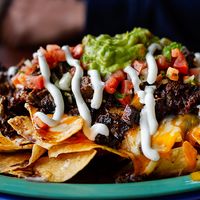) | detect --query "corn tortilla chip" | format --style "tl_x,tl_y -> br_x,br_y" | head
0,152 -> 30,173
48,132 -> 130,159
33,150 -> 97,182
27,144 -> 46,166
0,133 -> 33,152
